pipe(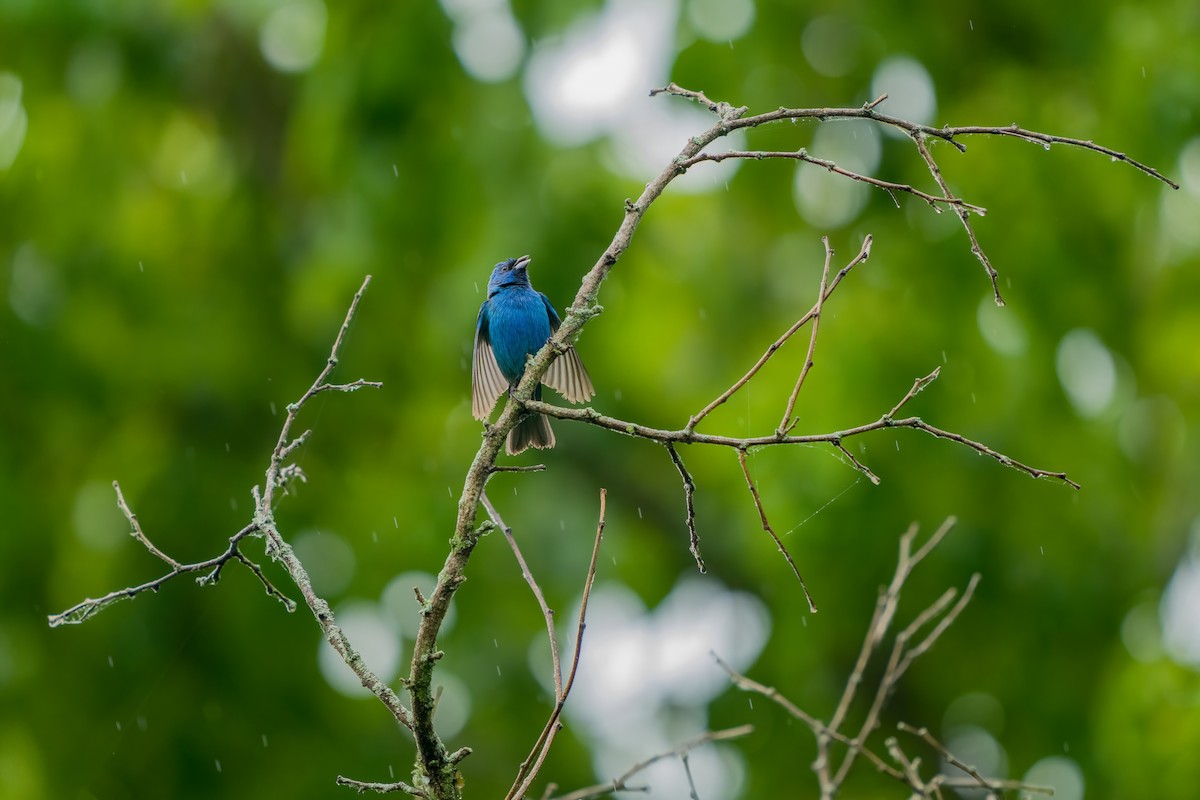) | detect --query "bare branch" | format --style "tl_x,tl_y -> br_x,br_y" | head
665,443 -> 704,573
482,488 -> 562,696
47,521 -> 261,627
778,236 -> 834,435
335,775 -> 427,797
549,724 -> 755,800
682,149 -> 988,216
527,375 -> 1079,490
506,489 -> 607,800
737,450 -> 817,612
897,722 -> 1055,797
688,235 -> 872,432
